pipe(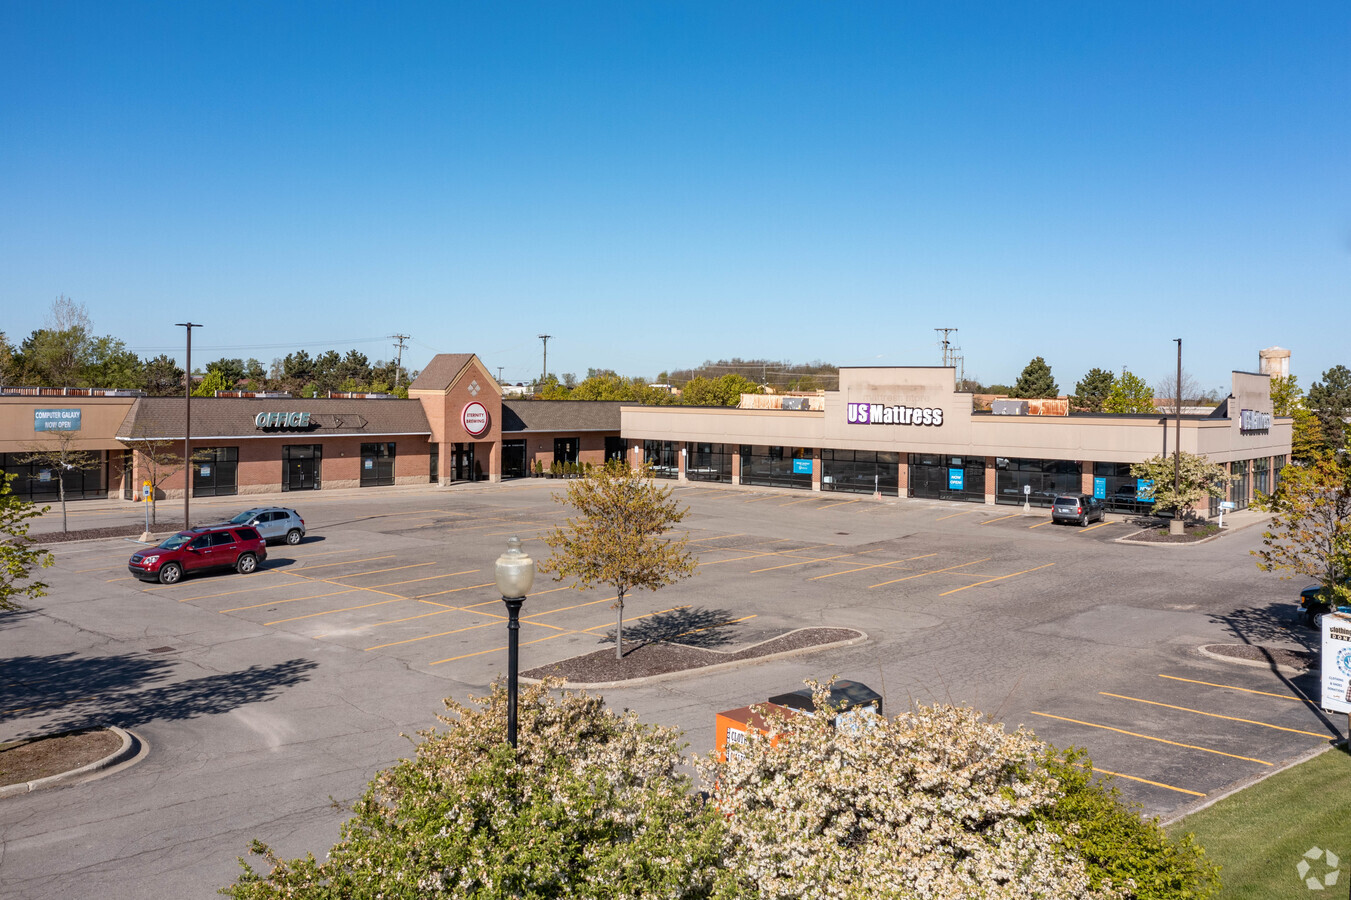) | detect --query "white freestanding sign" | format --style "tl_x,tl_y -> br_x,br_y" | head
1320,612 -> 1351,715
